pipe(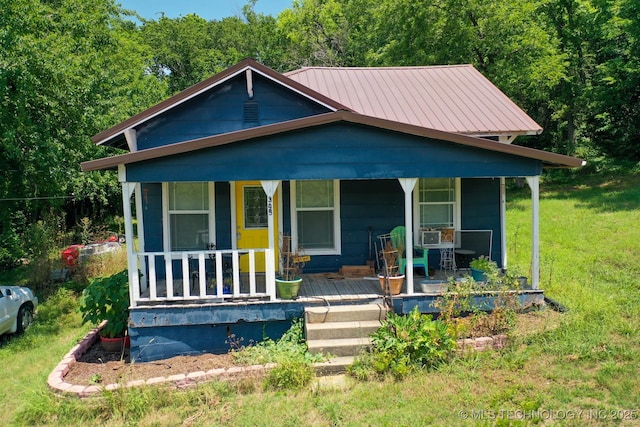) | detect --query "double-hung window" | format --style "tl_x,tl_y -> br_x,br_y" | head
291,180 -> 340,255
164,182 -> 215,251
417,178 -> 459,229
